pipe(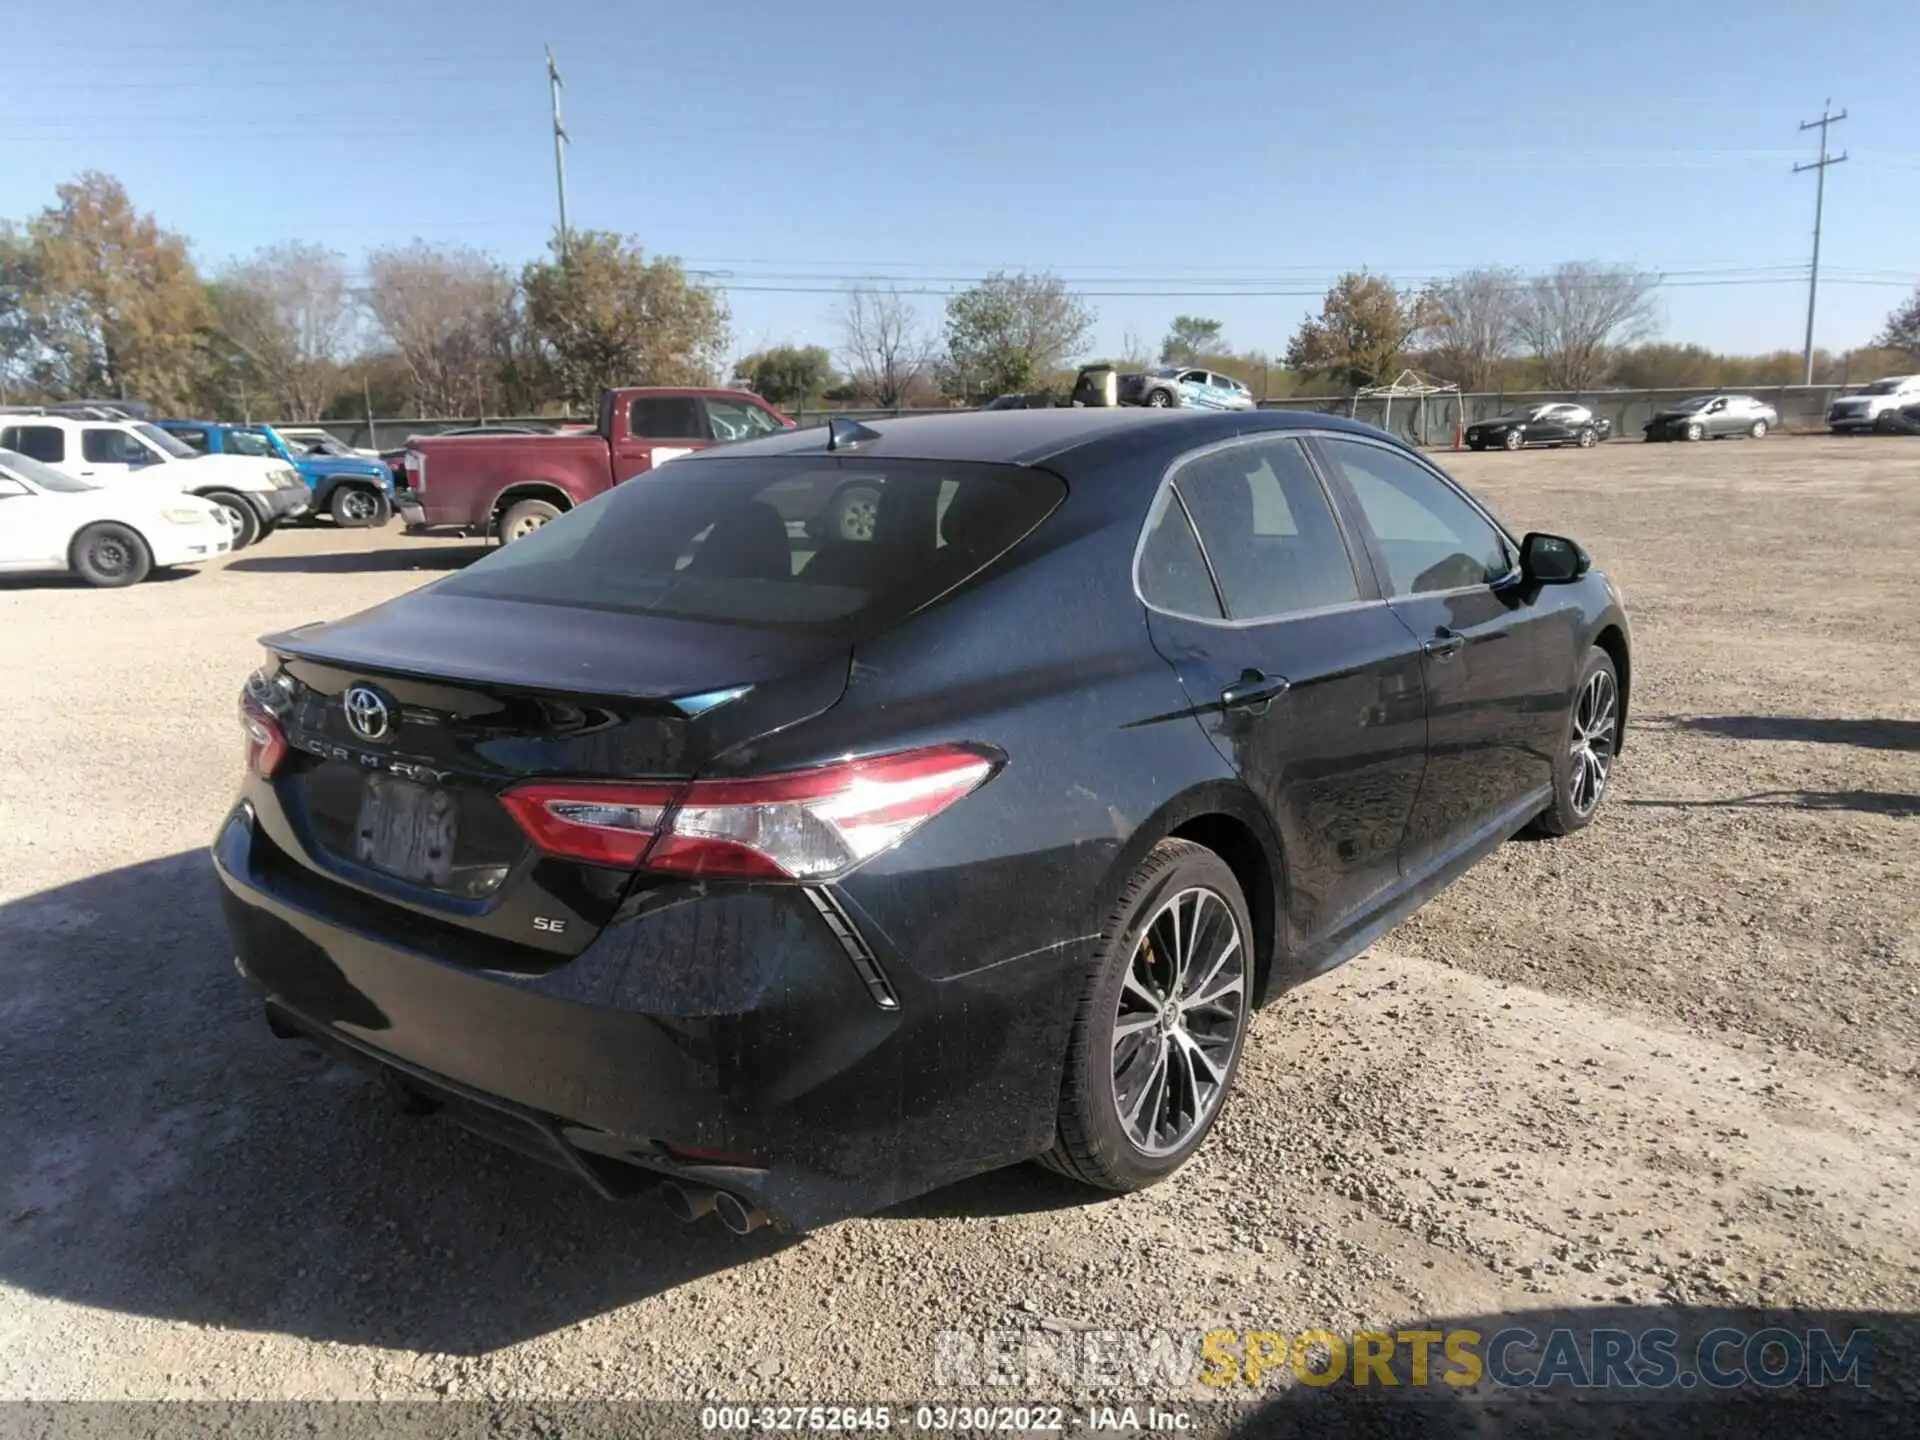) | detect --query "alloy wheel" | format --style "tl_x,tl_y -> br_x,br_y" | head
1111,886 -> 1246,1156
839,495 -> 878,542
339,489 -> 378,523
1569,668 -> 1618,817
